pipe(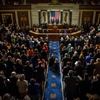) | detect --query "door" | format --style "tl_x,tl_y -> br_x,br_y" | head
84,17 -> 90,23
21,17 -> 27,31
